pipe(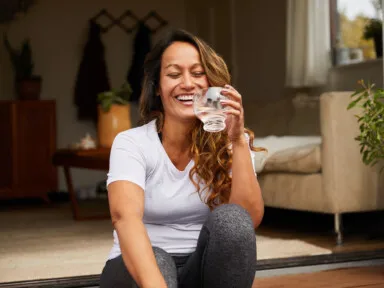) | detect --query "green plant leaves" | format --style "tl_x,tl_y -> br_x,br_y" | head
98,82 -> 133,112
348,80 -> 384,170
347,95 -> 363,109
363,18 -> 382,40
3,34 -> 34,79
